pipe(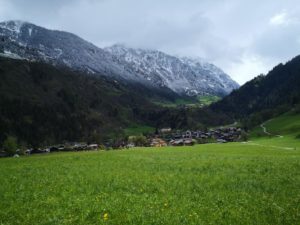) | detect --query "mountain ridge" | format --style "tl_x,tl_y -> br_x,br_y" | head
0,20 -> 239,97
105,44 -> 239,96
